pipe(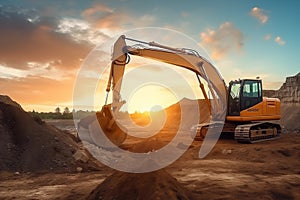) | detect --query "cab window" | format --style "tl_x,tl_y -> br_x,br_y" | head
242,81 -> 261,98
230,82 -> 241,99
